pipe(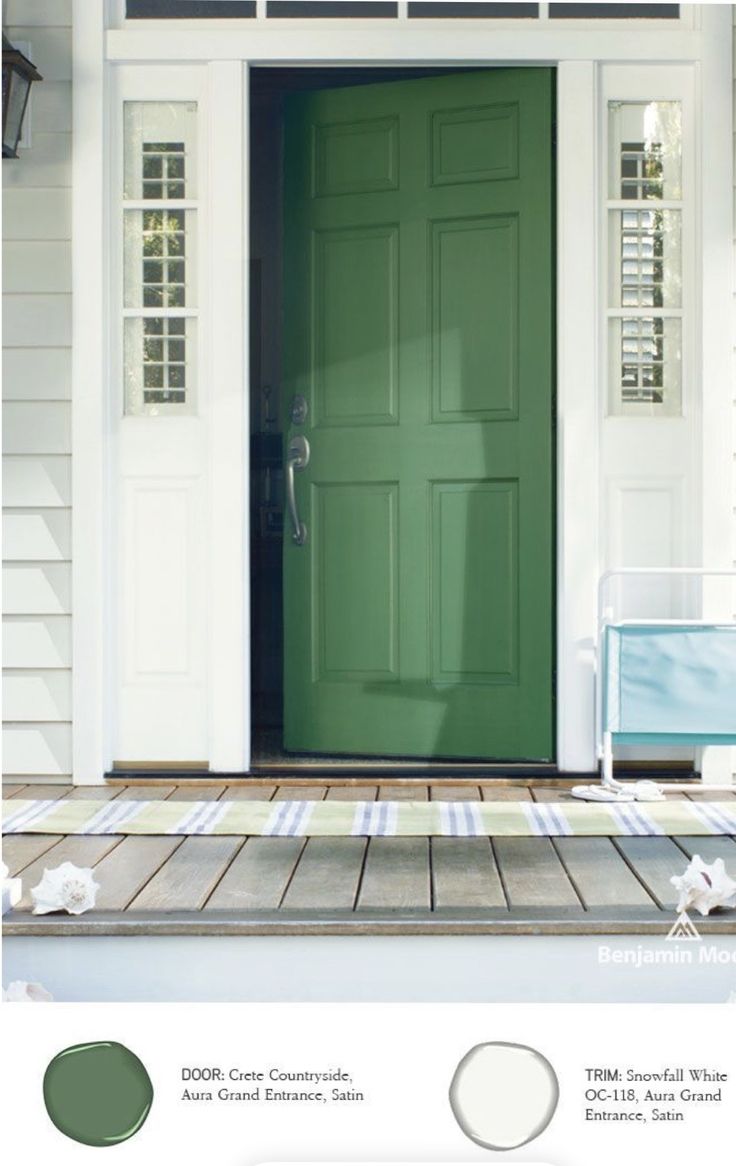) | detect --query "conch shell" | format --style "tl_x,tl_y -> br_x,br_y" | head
1,860 -> 21,916
30,861 -> 100,916
670,854 -> 736,917
2,980 -> 54,1002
